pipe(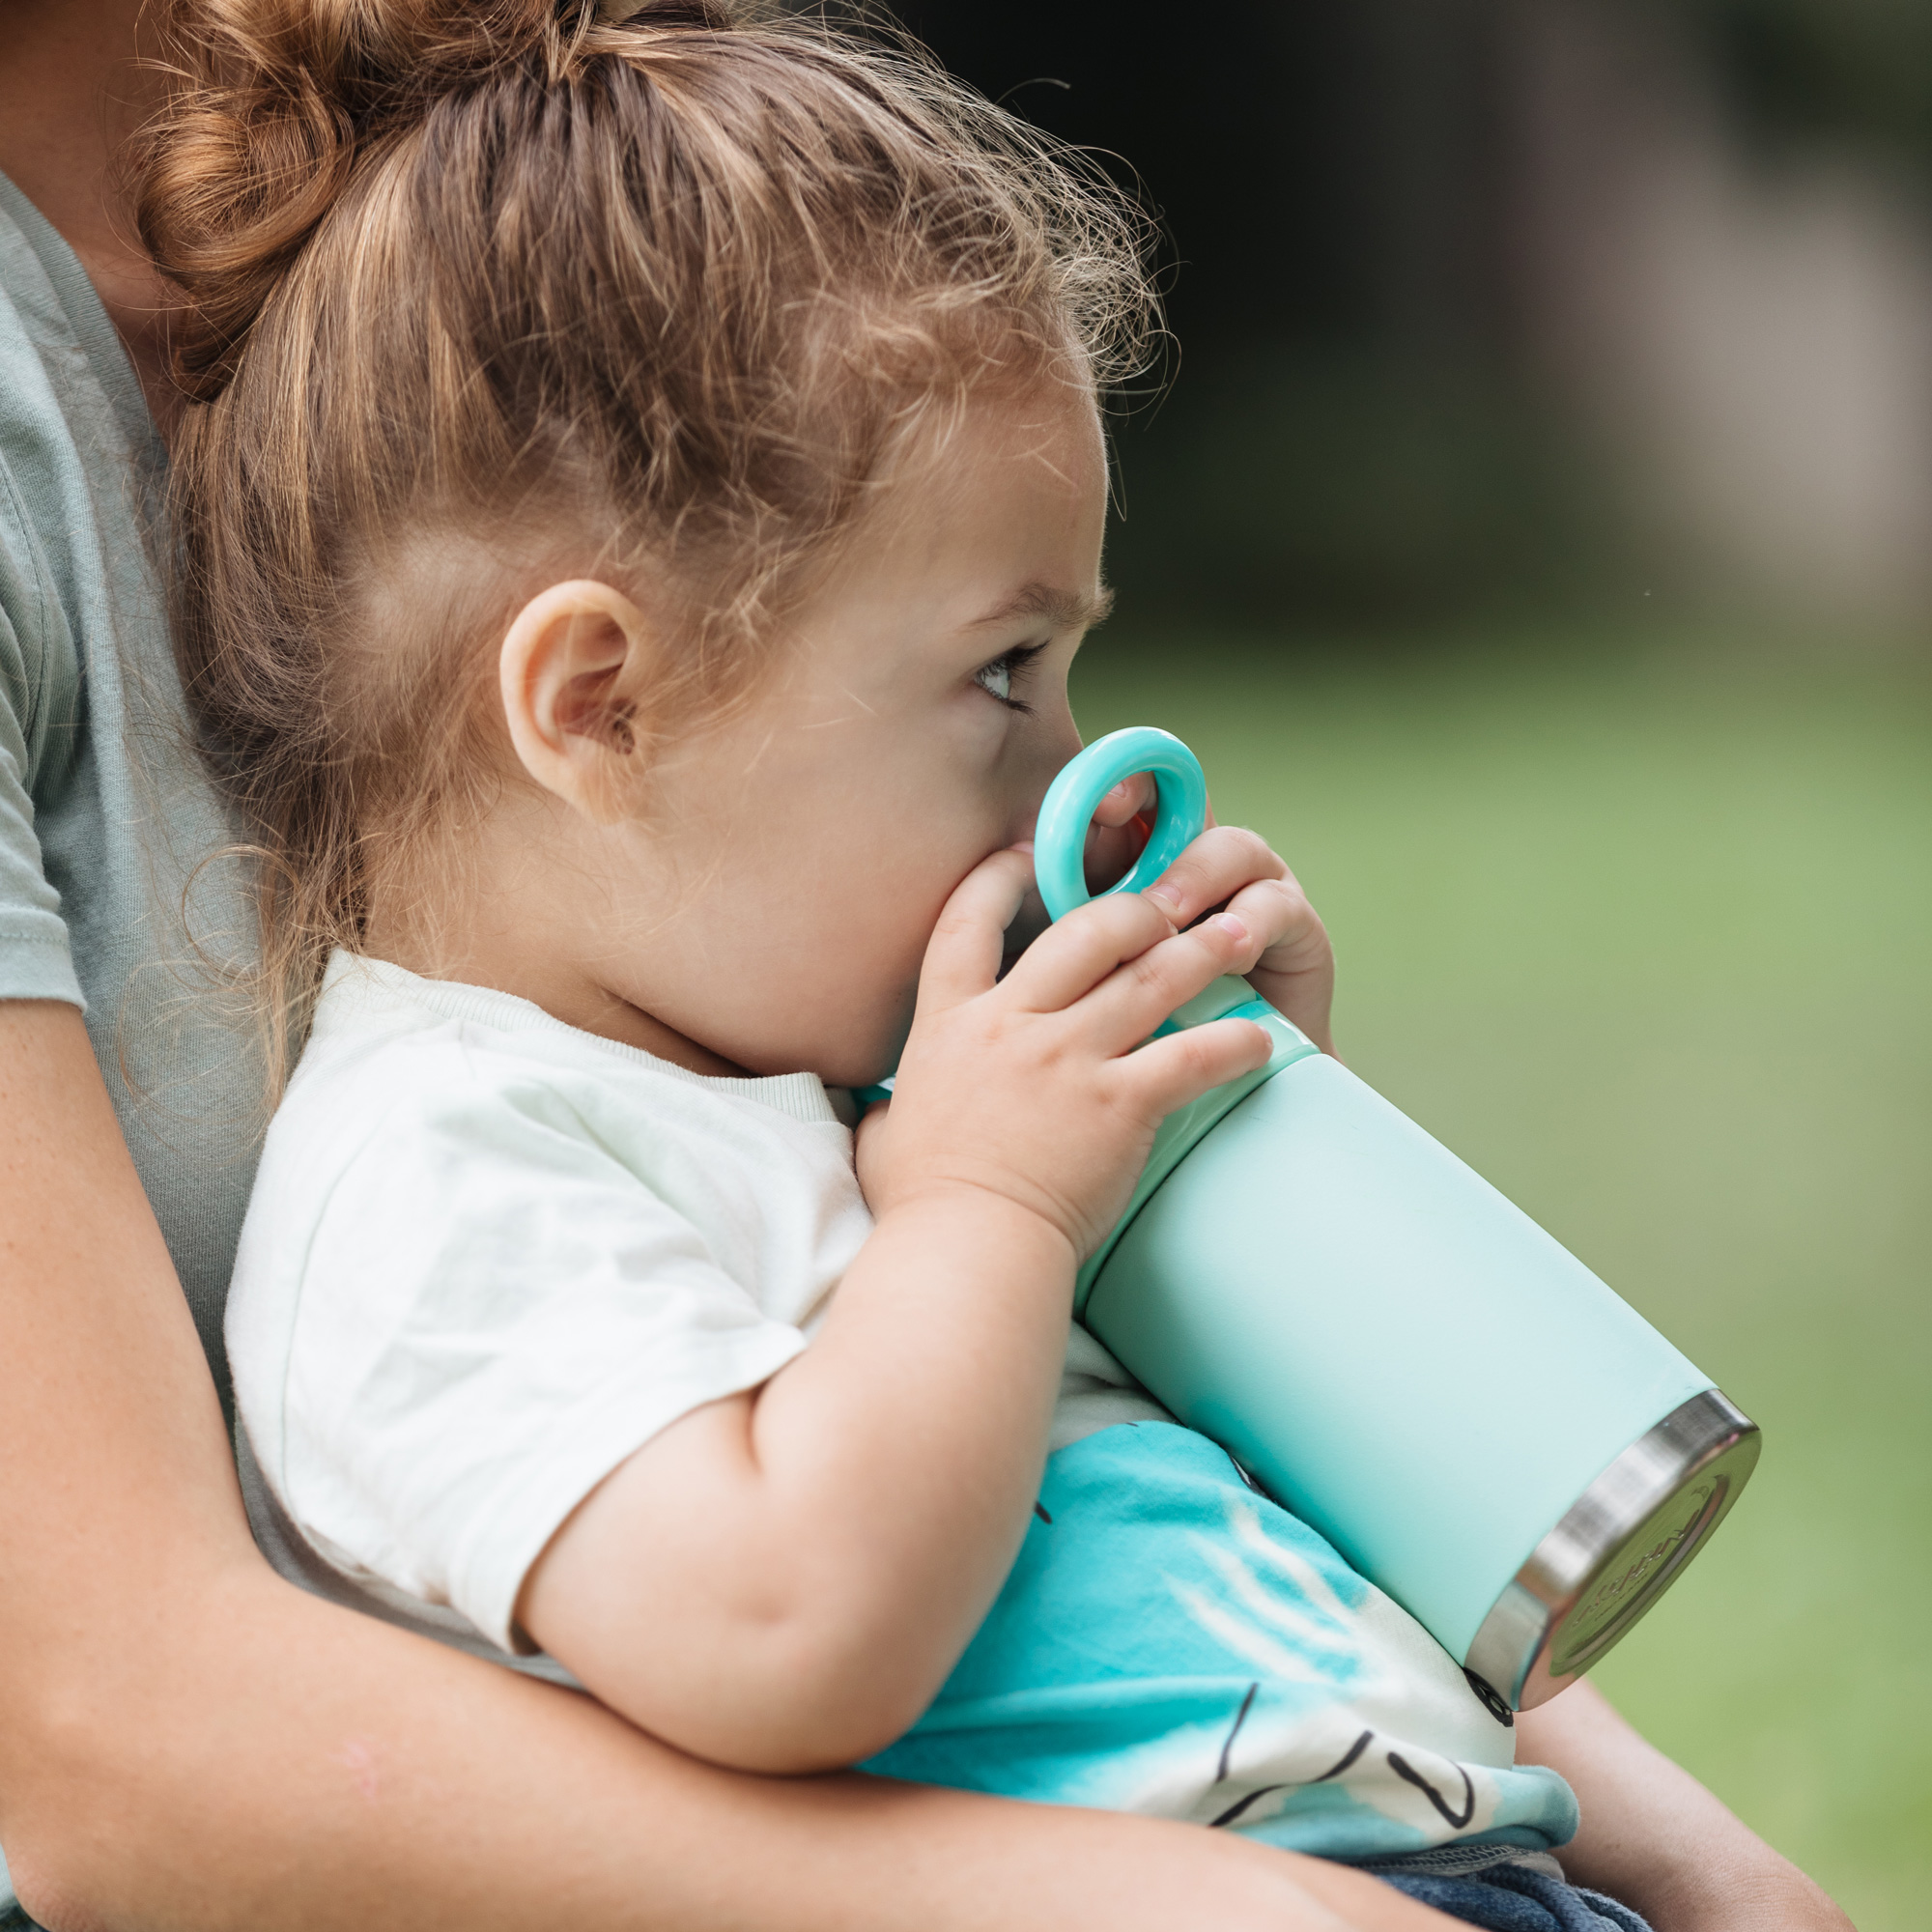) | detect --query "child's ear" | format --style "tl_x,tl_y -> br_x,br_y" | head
498,579 -> 653,823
